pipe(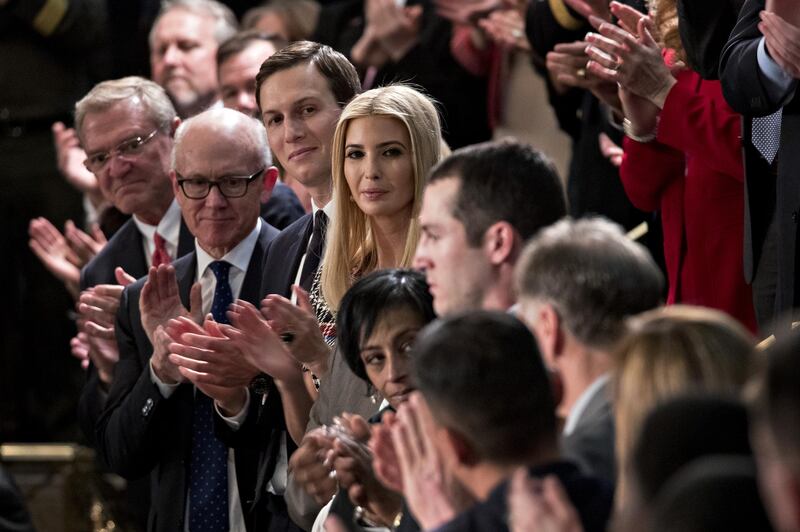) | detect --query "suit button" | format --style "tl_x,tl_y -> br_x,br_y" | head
792,211 -> 798,224
141,397 -> 154,416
